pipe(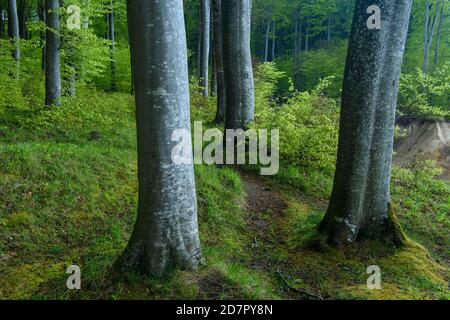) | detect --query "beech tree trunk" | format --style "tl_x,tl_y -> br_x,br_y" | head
116,0 -> 202,277
126,0 -> 134,95
264,16 -> 270,62
200,0 -> 210,96
8,0 -> 20,80
423,0 -> 440,73
212,0 -> 225,123
271,20 -> 276,61
17,0 -> 26,39
0,8 -> 5,39
222,0 -> 254,129
434,2 -> 448,66
319,0 -> 413,245
38,0 -> 45,71
107,0 -> 117,91
45,0 -> 61,106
